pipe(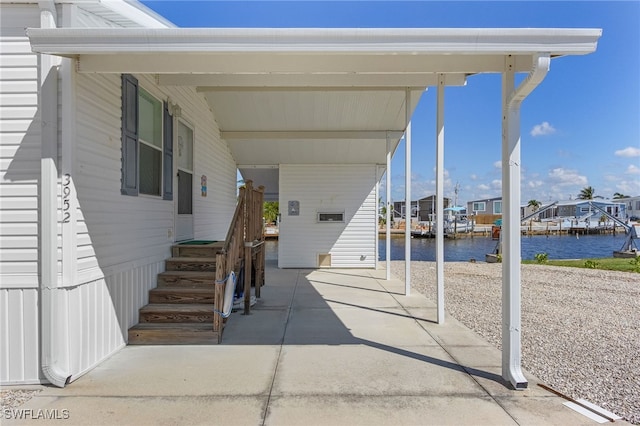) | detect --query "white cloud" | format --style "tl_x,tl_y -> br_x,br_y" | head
470,174 -> 477,180
493,161 -> 501,169
527,180 -> 544,188
491,179 -> 502,190
477,183 -> 490,191
627,164 -> 640,175
530,121 -> 556,137
616,179 -> 640,195
547,168 -> 588,187
614,146 -> 640,158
